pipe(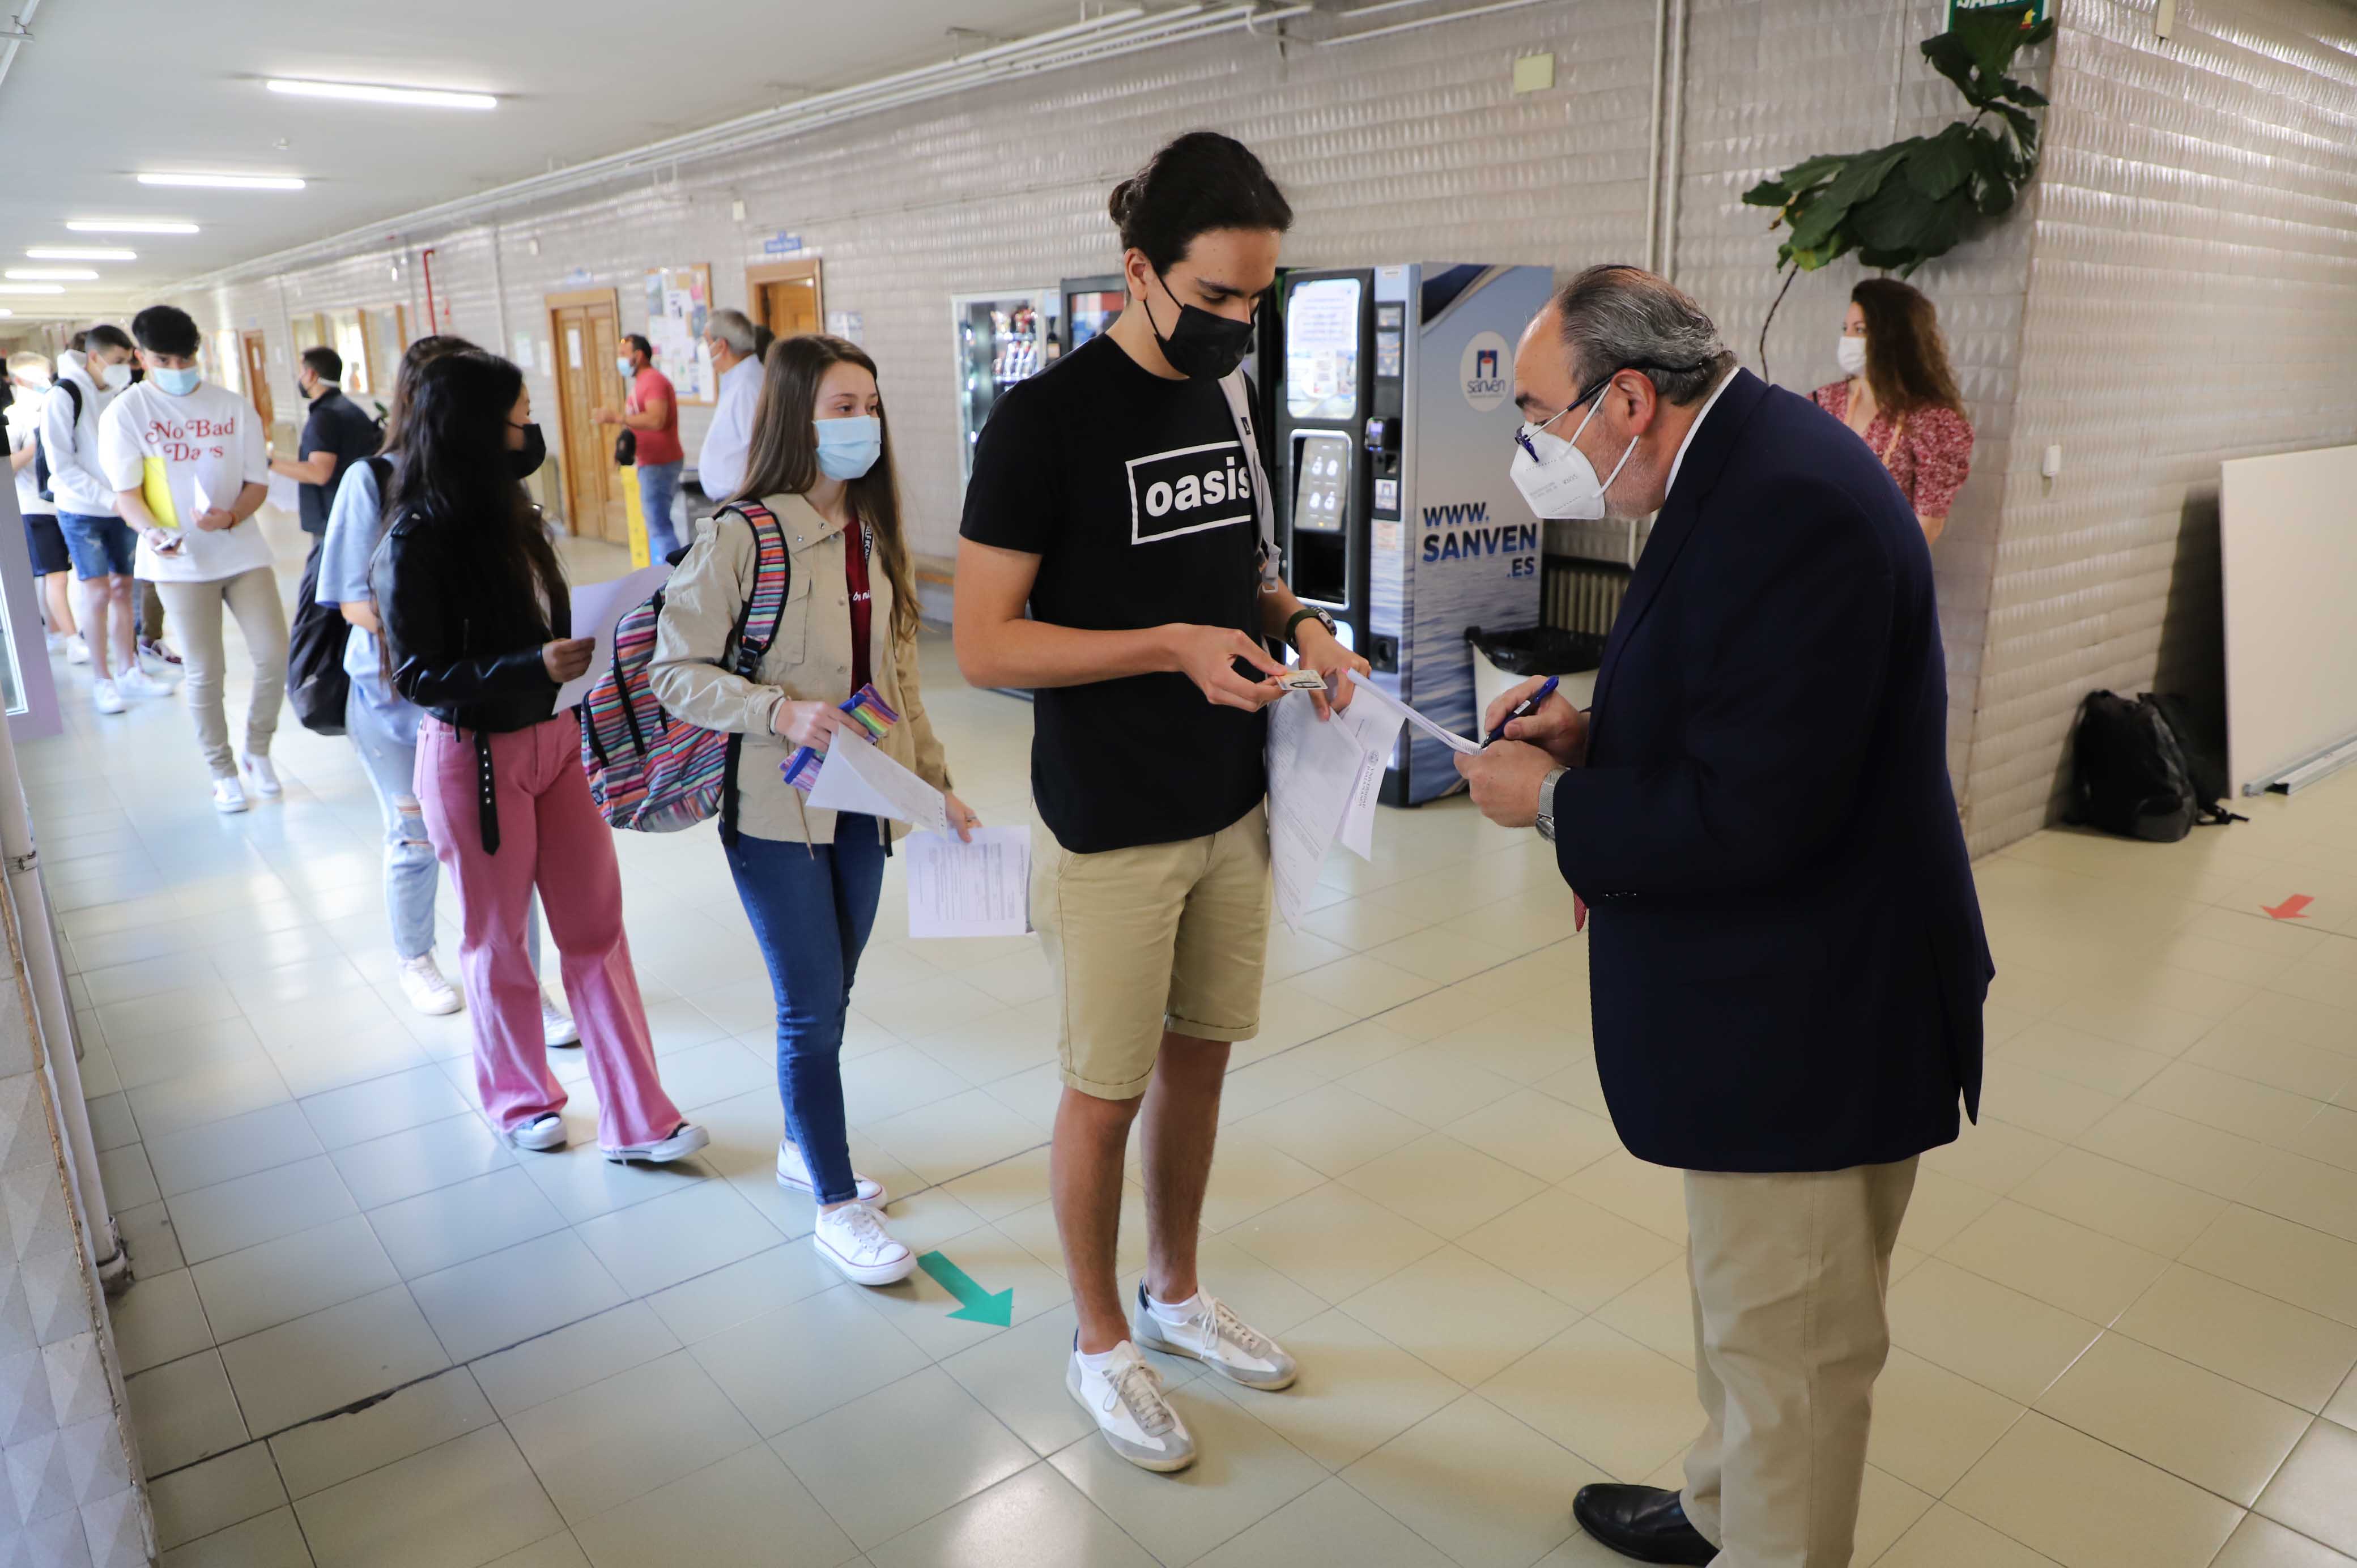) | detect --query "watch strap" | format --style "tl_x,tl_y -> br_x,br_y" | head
1282,606 -> 1326,649
1537,766 -> 1569,841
